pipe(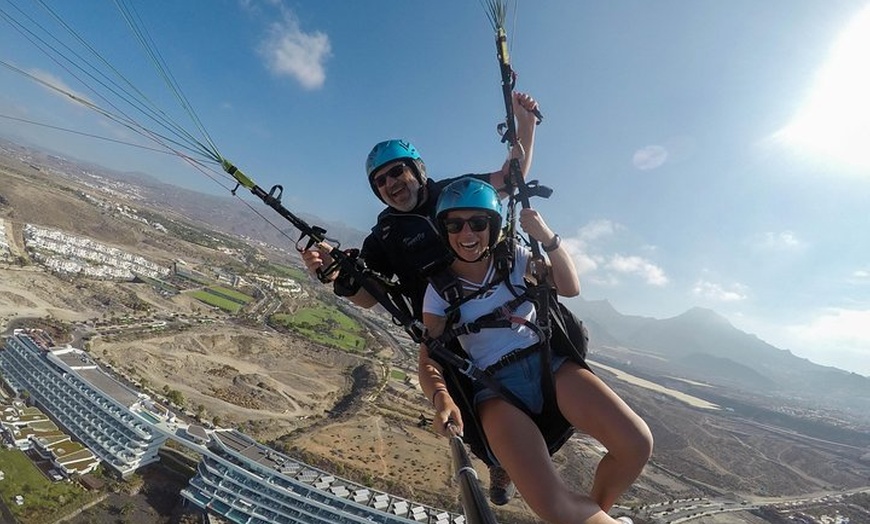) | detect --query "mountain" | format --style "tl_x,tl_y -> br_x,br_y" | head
0,137 -> 368,253
569,299 -> 870,423
121,171 -> 369,251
